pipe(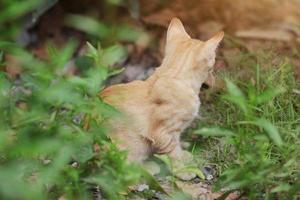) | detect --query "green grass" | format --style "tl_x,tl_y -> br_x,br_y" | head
193,50 -> 300,199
